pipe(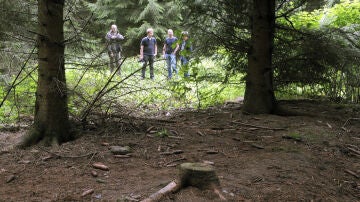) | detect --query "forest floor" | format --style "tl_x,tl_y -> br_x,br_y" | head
0,100 -> 360,201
